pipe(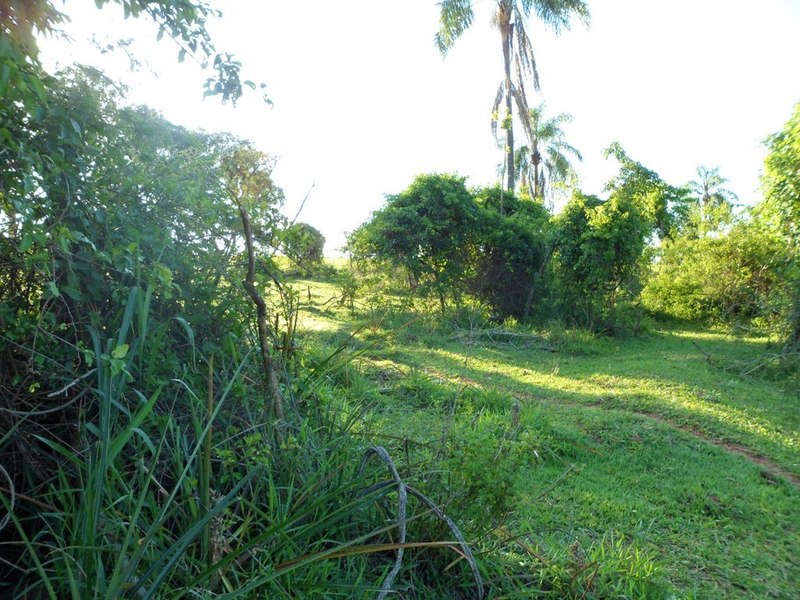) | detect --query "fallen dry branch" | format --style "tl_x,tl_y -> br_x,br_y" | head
358,445 -> 484,599
454,328 -> 557,352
